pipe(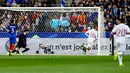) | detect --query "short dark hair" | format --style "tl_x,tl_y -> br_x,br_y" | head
117,18 -> 125,23
91,25 -> 97,29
